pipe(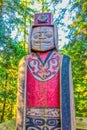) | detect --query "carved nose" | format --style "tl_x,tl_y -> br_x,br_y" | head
39,33 -> 45,38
